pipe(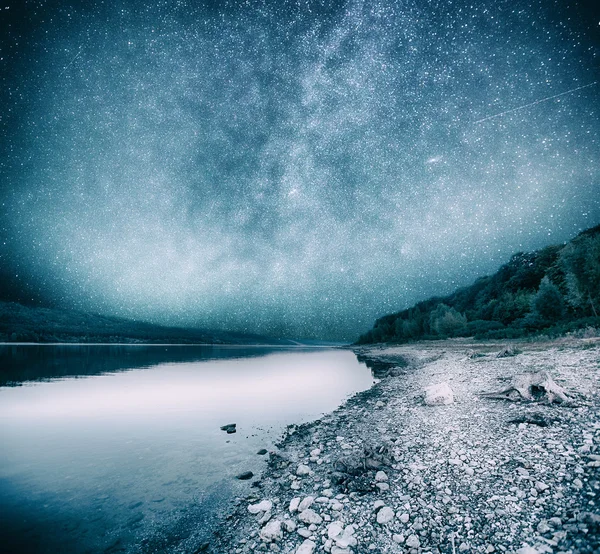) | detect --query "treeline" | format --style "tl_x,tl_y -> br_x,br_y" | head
0,302 -> 274,344
357,224 -> 600,344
